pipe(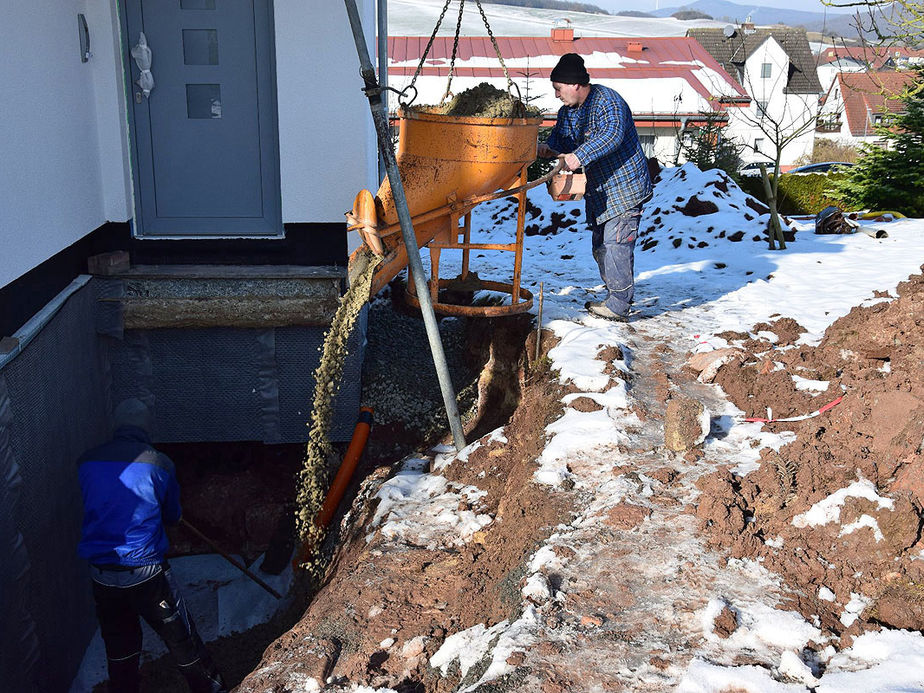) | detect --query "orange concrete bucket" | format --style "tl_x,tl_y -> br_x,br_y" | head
348,106 -> 542,297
